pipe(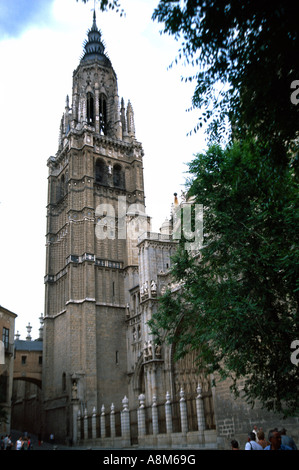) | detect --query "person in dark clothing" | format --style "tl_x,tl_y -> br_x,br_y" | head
264,430 -> 293,450
279,428 -> 297,450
